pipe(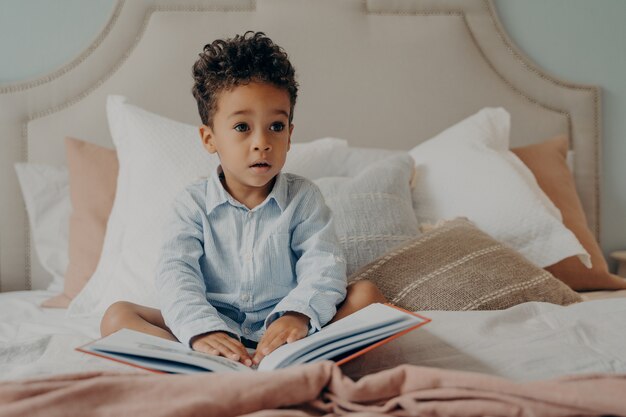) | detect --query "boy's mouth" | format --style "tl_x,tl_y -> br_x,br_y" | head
249,160 -> 273,174
249,160 -> 271,168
